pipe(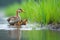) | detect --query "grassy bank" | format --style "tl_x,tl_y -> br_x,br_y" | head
5,0 -> 60,24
